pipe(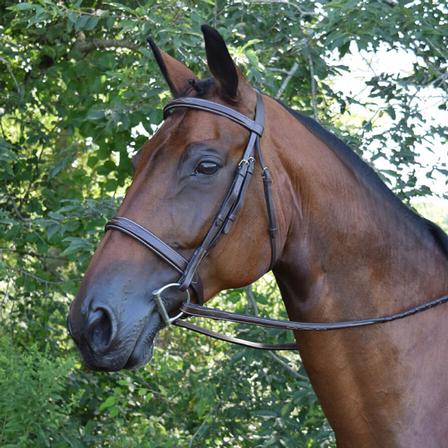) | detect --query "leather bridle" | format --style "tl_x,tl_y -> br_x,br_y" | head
105,91 -> 448,351
106,92 -> 274,301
